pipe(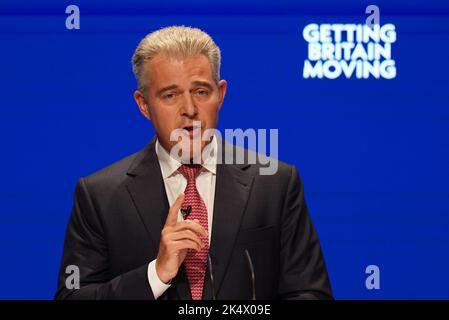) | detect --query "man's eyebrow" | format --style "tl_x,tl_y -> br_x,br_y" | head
192,81 -> 214,90
156,84 -> 178,96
